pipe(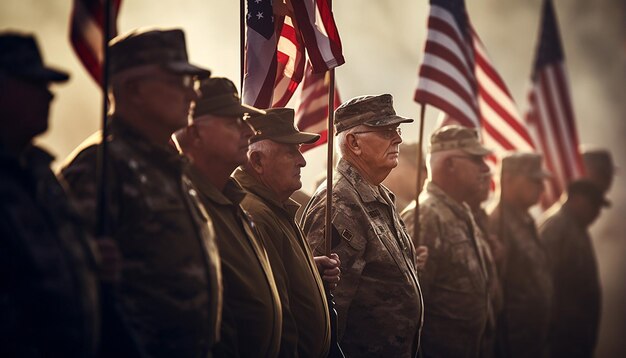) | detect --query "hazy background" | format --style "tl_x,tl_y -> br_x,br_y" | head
2,0 -> 624,356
